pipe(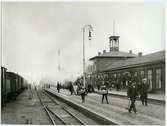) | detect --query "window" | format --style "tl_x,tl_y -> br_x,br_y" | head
93,63 -> 96,72
134,72 -> 137,77
6,79 -> 11,93
147,69 -> 152,90
97,75 -> 100,79
140,70 -> 145,78
156,68 -> 161,89
3,69 -> 5,79
114,73 -> 116,78
106,74 -> 109,78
